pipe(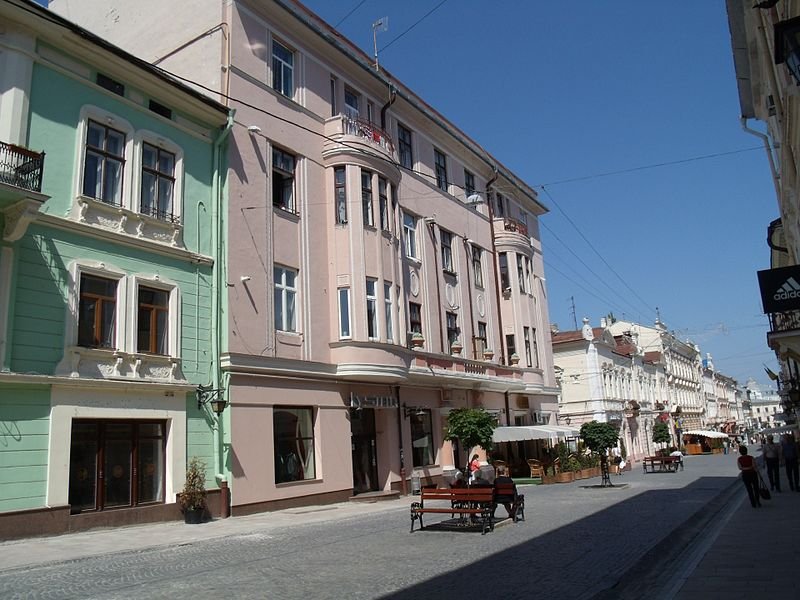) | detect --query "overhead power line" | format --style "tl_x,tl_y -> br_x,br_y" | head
379,0 -> 449,52
334,0 -> 369,28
